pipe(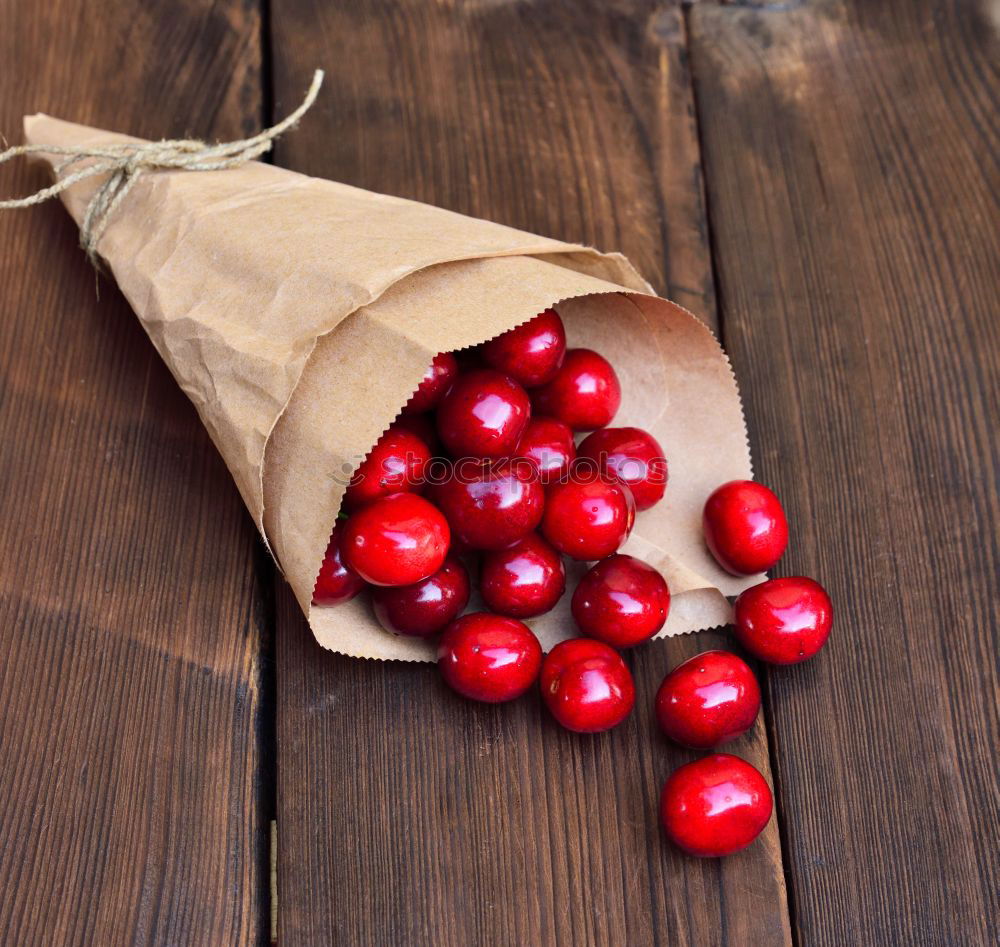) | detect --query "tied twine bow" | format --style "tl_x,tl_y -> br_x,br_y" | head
0,70 -> 324,266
